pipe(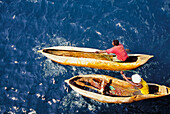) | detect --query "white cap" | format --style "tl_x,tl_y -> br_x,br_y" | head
131,74 -> 141,83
